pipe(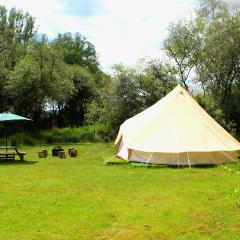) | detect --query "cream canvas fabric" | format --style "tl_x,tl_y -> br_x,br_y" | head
115,85 -> 240,165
